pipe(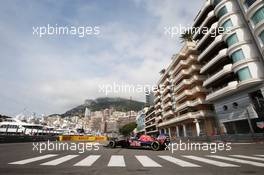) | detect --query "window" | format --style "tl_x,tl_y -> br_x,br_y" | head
259,30 -> 264,44
213,0 -> 222,6
233,102 -> 238,109
231,49 -> 245,63
237,67 -> 252,81
226,33 -> 239,47
251,7 -> 264,25
243,0 -> 256,8
217,6 -> 228,18
221,19 -> 233,32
